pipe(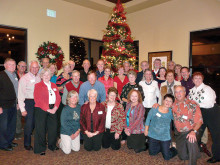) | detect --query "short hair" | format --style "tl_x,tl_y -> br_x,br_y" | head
83,59 -> 90,65
41,57 -> 49,62
72,70 -> 80,76
29,60 -> 40,67
97,59 -> 104,64
165,70 -> 175,78
87,70 -> 97,77
192,72 -> 204,80
87,89 -> 98,98
168,61 -> 176,66
158,67 -> 167,77
127,70 -> 137,78
181,66 -> 190,72
107,87 -> 118,95
18,61 -> 26,66
48,63 -> 58,75
153,58 -> 161,63
66,90 -> 79,105
140,61 -> 149,66
68,60 -> 75,65
164,94 -> 175,103
174,64 -> 182,70
174,85 -> 186,92
4,58 -> 15,64
127,89 -> 142,103
40,68 -> 51,78
104,65 -> 112,71
143,69 -> 152,81
62,62 -> 70,68
123,61 -> 130,66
